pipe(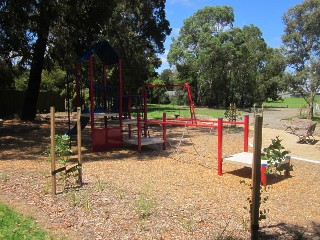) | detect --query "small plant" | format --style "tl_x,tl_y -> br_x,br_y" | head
261,136 -> 293,175
42,181 -> 51,195
116,188 -> 126,200
134,192 -> 156,220
96,178 -> 105,192
215,218 -> 233,240
69,190 -> 81,207
85,191 -> 90,211
224,103 -> 241,122
241,180 -> 270,222
1,172 -> 9,183
44,134 -> 72,166
180,213 -> 194,232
